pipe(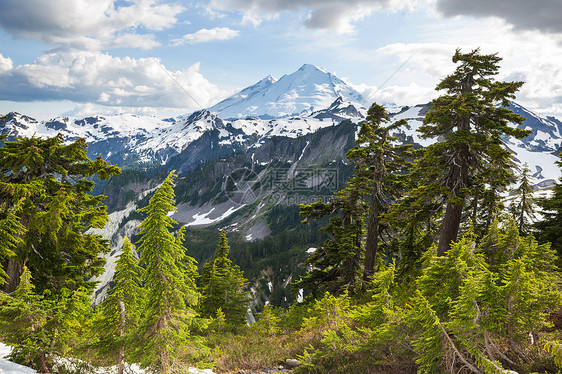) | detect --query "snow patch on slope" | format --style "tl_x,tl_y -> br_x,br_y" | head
185,206 -> 244,227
